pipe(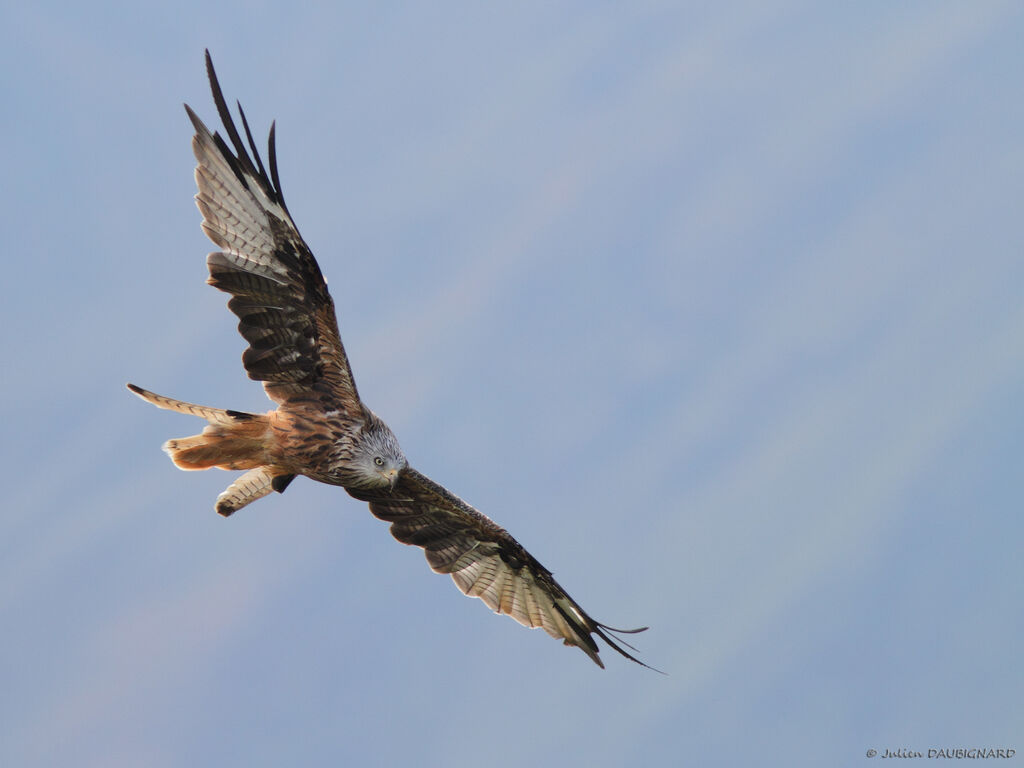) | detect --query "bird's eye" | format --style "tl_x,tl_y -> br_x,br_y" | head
374,457 -> 385,467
